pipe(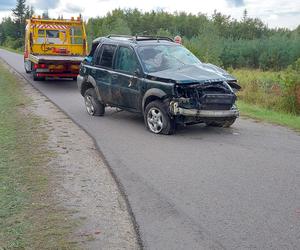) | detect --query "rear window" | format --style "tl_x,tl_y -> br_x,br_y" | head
99,44 -> 116,68
46,30 -> 59,38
